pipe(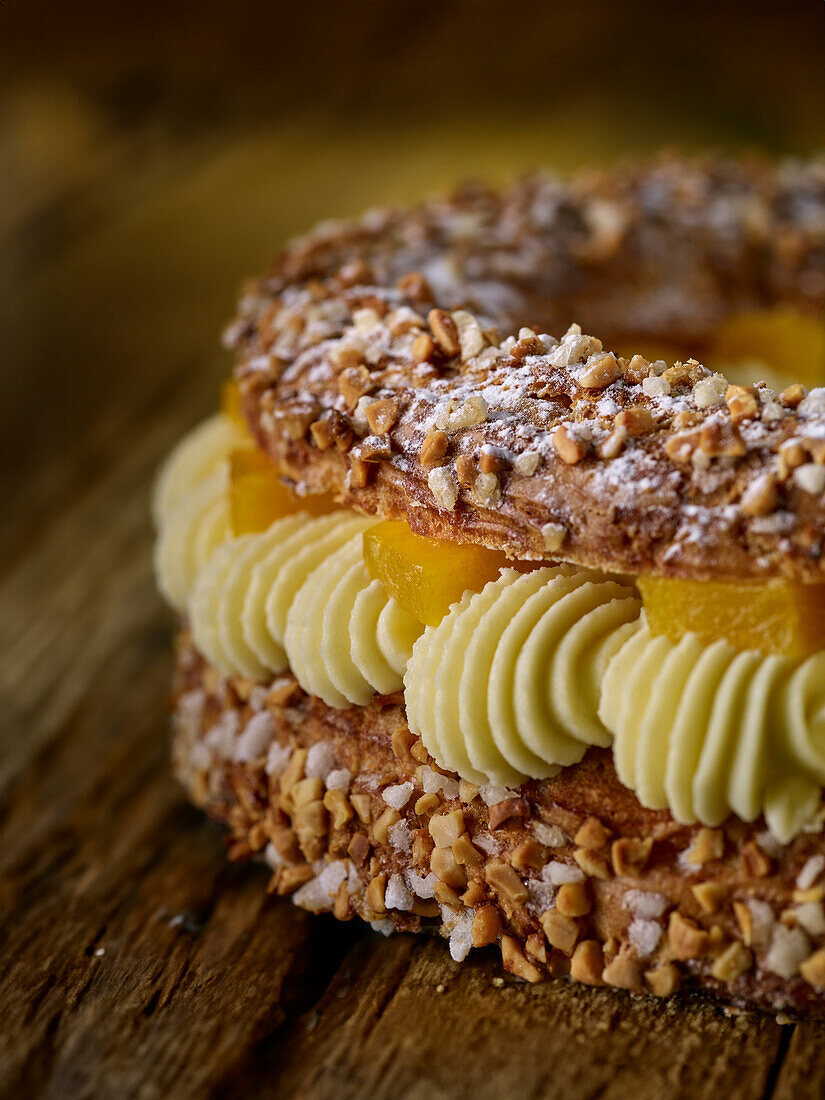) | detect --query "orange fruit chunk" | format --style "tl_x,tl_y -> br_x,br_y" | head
638,576 -> 825,658
230,445 -> 338,535
363,520 -> 512,627
221,379 -> 246,427
708,308 -> 825,389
